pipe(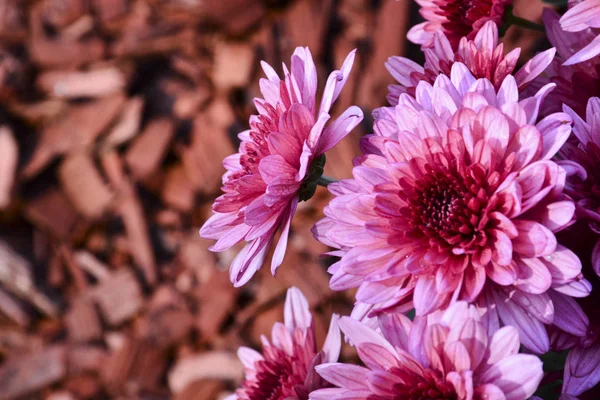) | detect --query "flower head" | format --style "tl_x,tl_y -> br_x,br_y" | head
535,8 -> 600,118
313,60 -> 586,353
407,0 -> 512,49
200,47 -> 363,286
386,20 -> 554,106
230,287 -> 341,400
311,302 -> 543,400
559,0 -> 600,66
